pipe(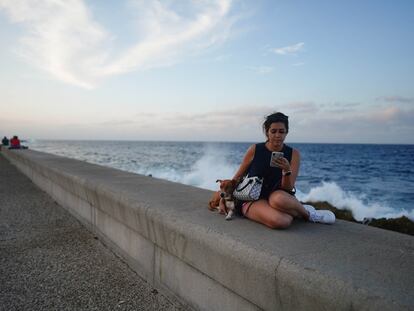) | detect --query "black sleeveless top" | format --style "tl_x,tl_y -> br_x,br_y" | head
246,143 -> 293,199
